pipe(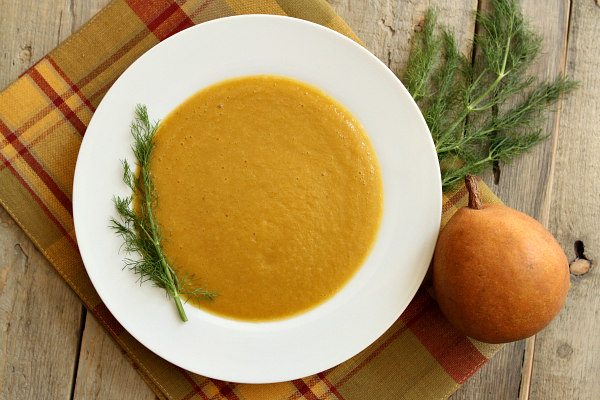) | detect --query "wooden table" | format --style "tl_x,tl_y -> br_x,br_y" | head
1,1 -> 598,399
